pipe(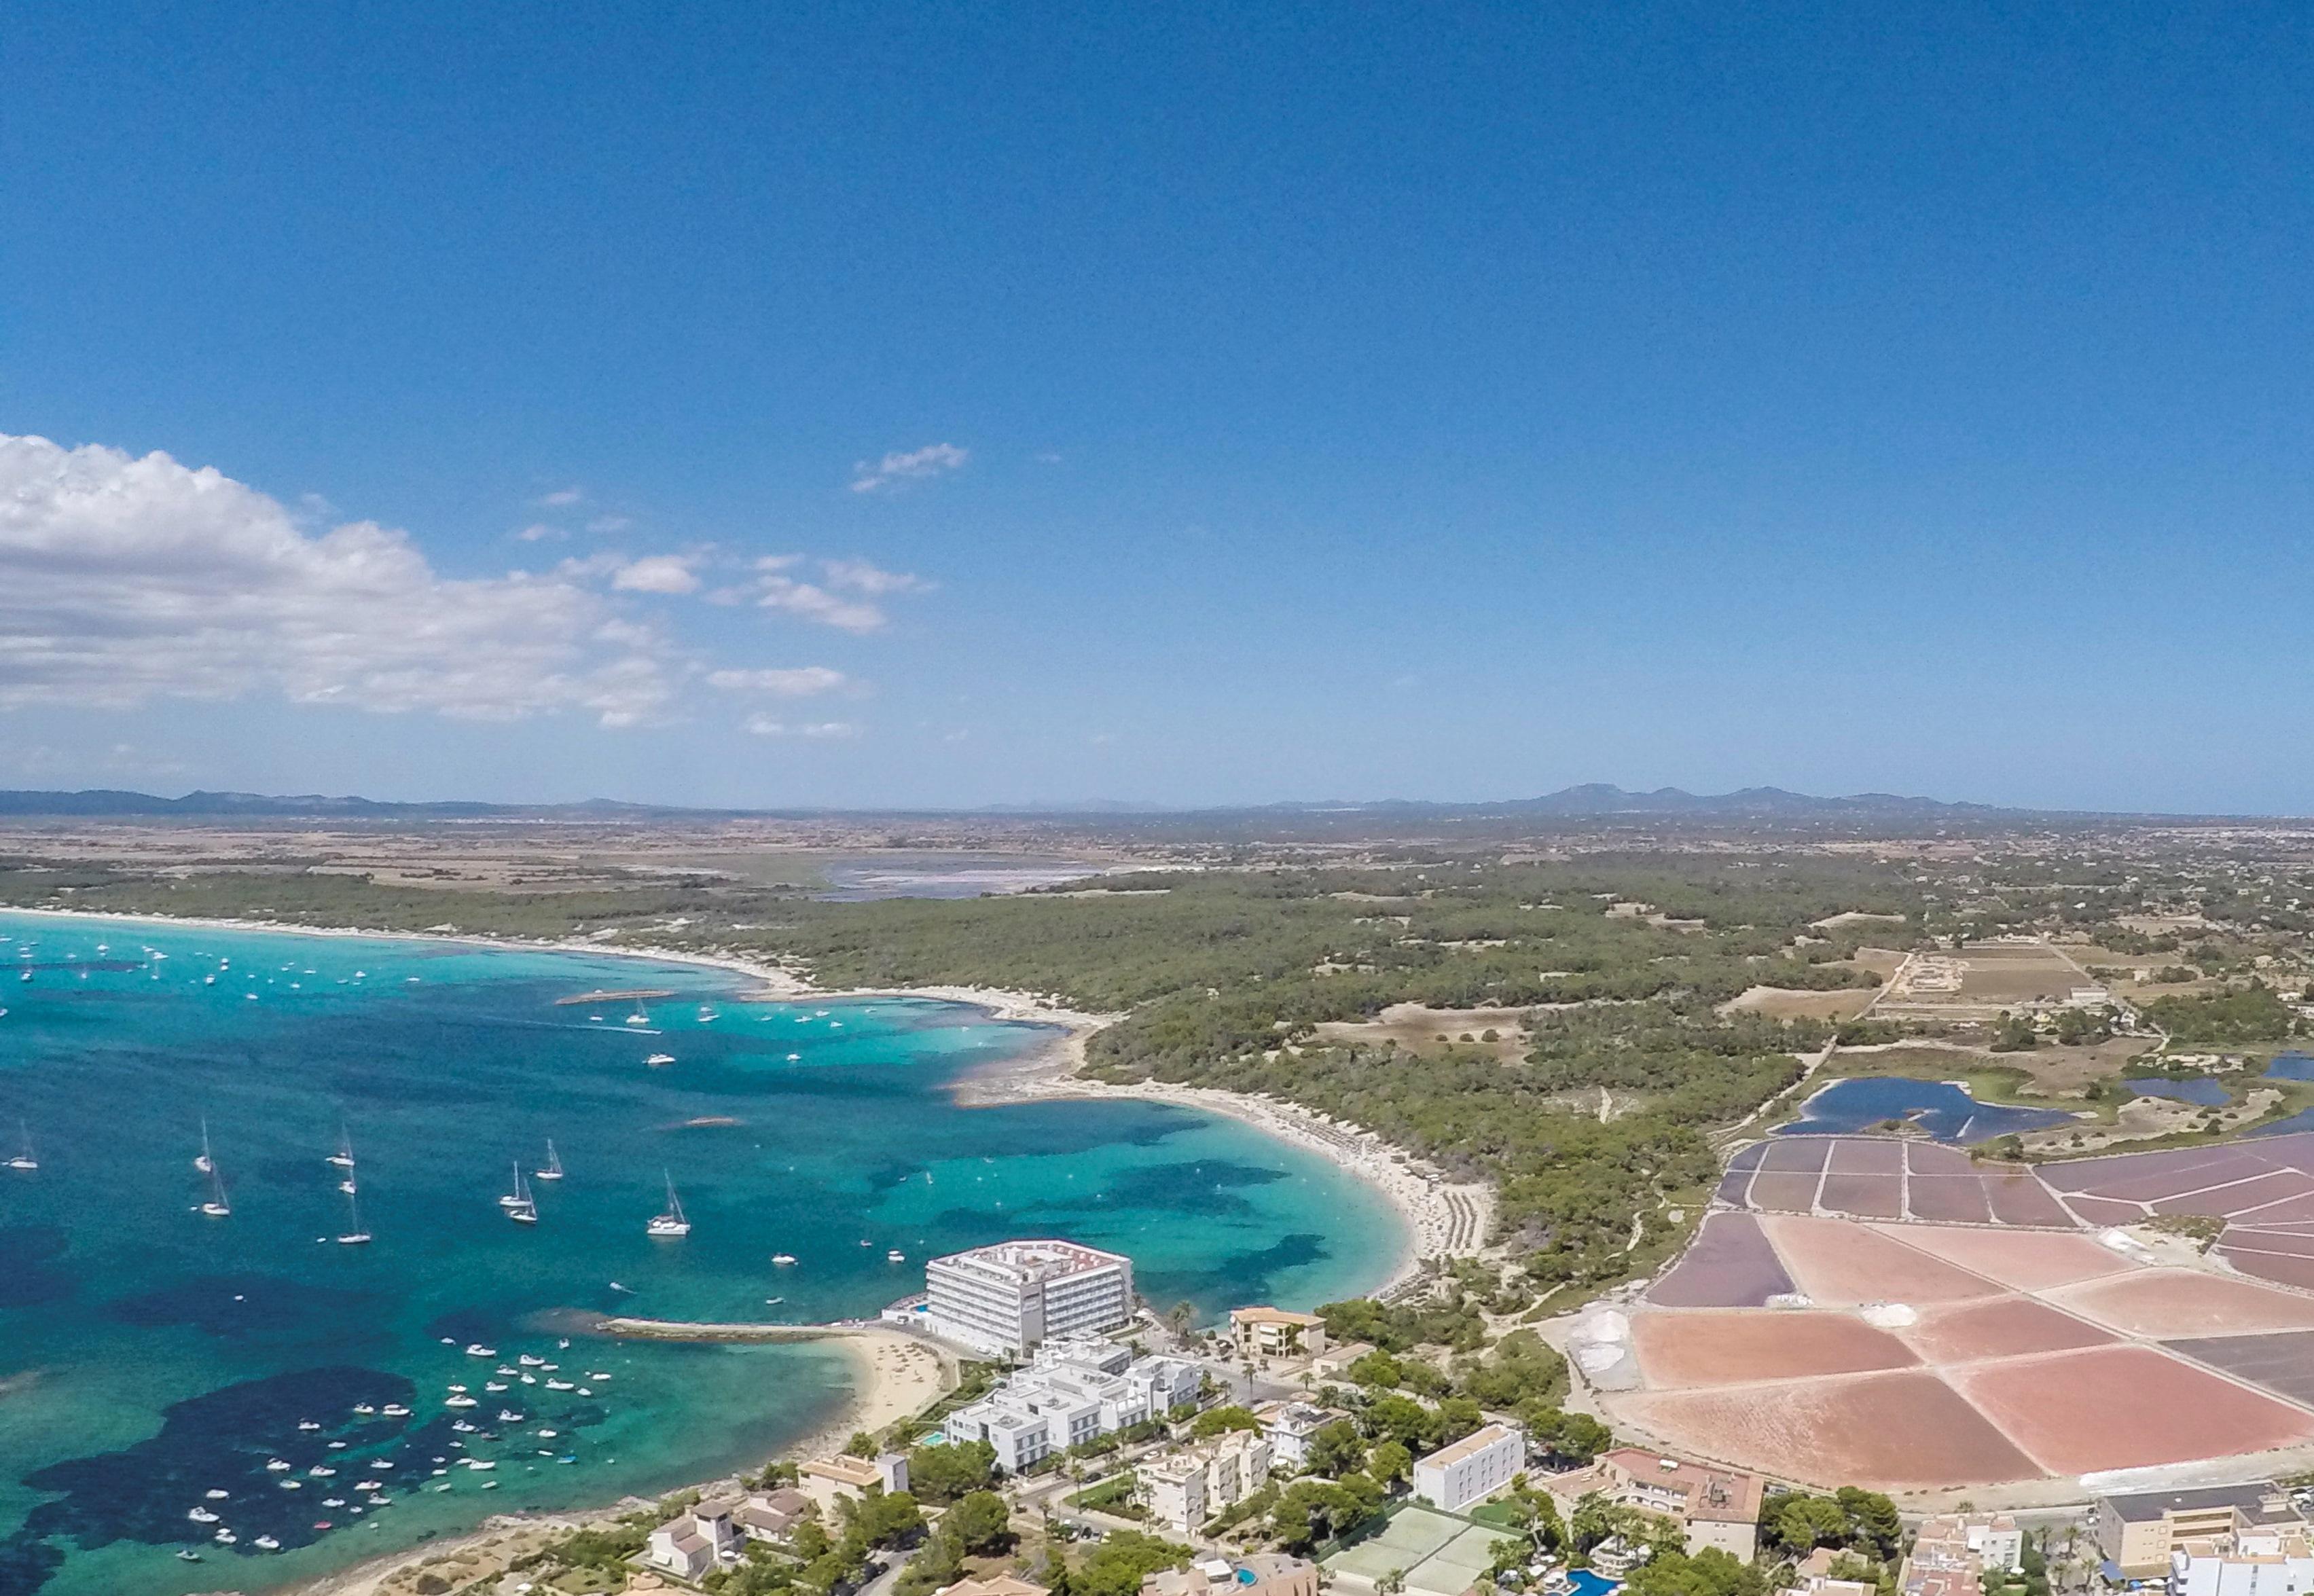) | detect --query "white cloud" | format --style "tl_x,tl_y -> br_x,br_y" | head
538,486 -> 585,507
706,666 -> 849,697
611,555 -> 701,595
0,434 -> 678,727
744,715 -> 858,739
514,522 -> 566,542
849,442 -> 966,494
587,514 -> 633,534
757,572 -> 886,632
821,558 -> 929,595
